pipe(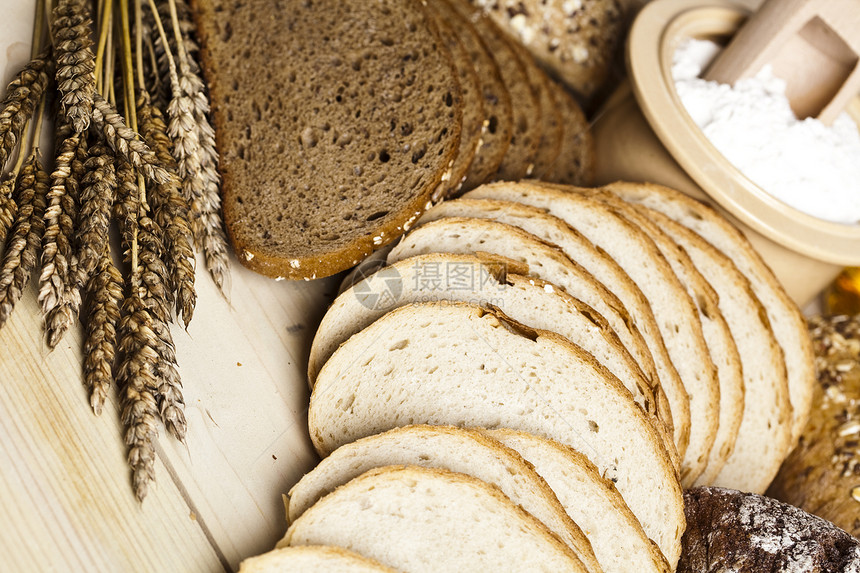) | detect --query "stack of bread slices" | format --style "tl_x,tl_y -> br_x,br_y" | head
239,181 -> 815,572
